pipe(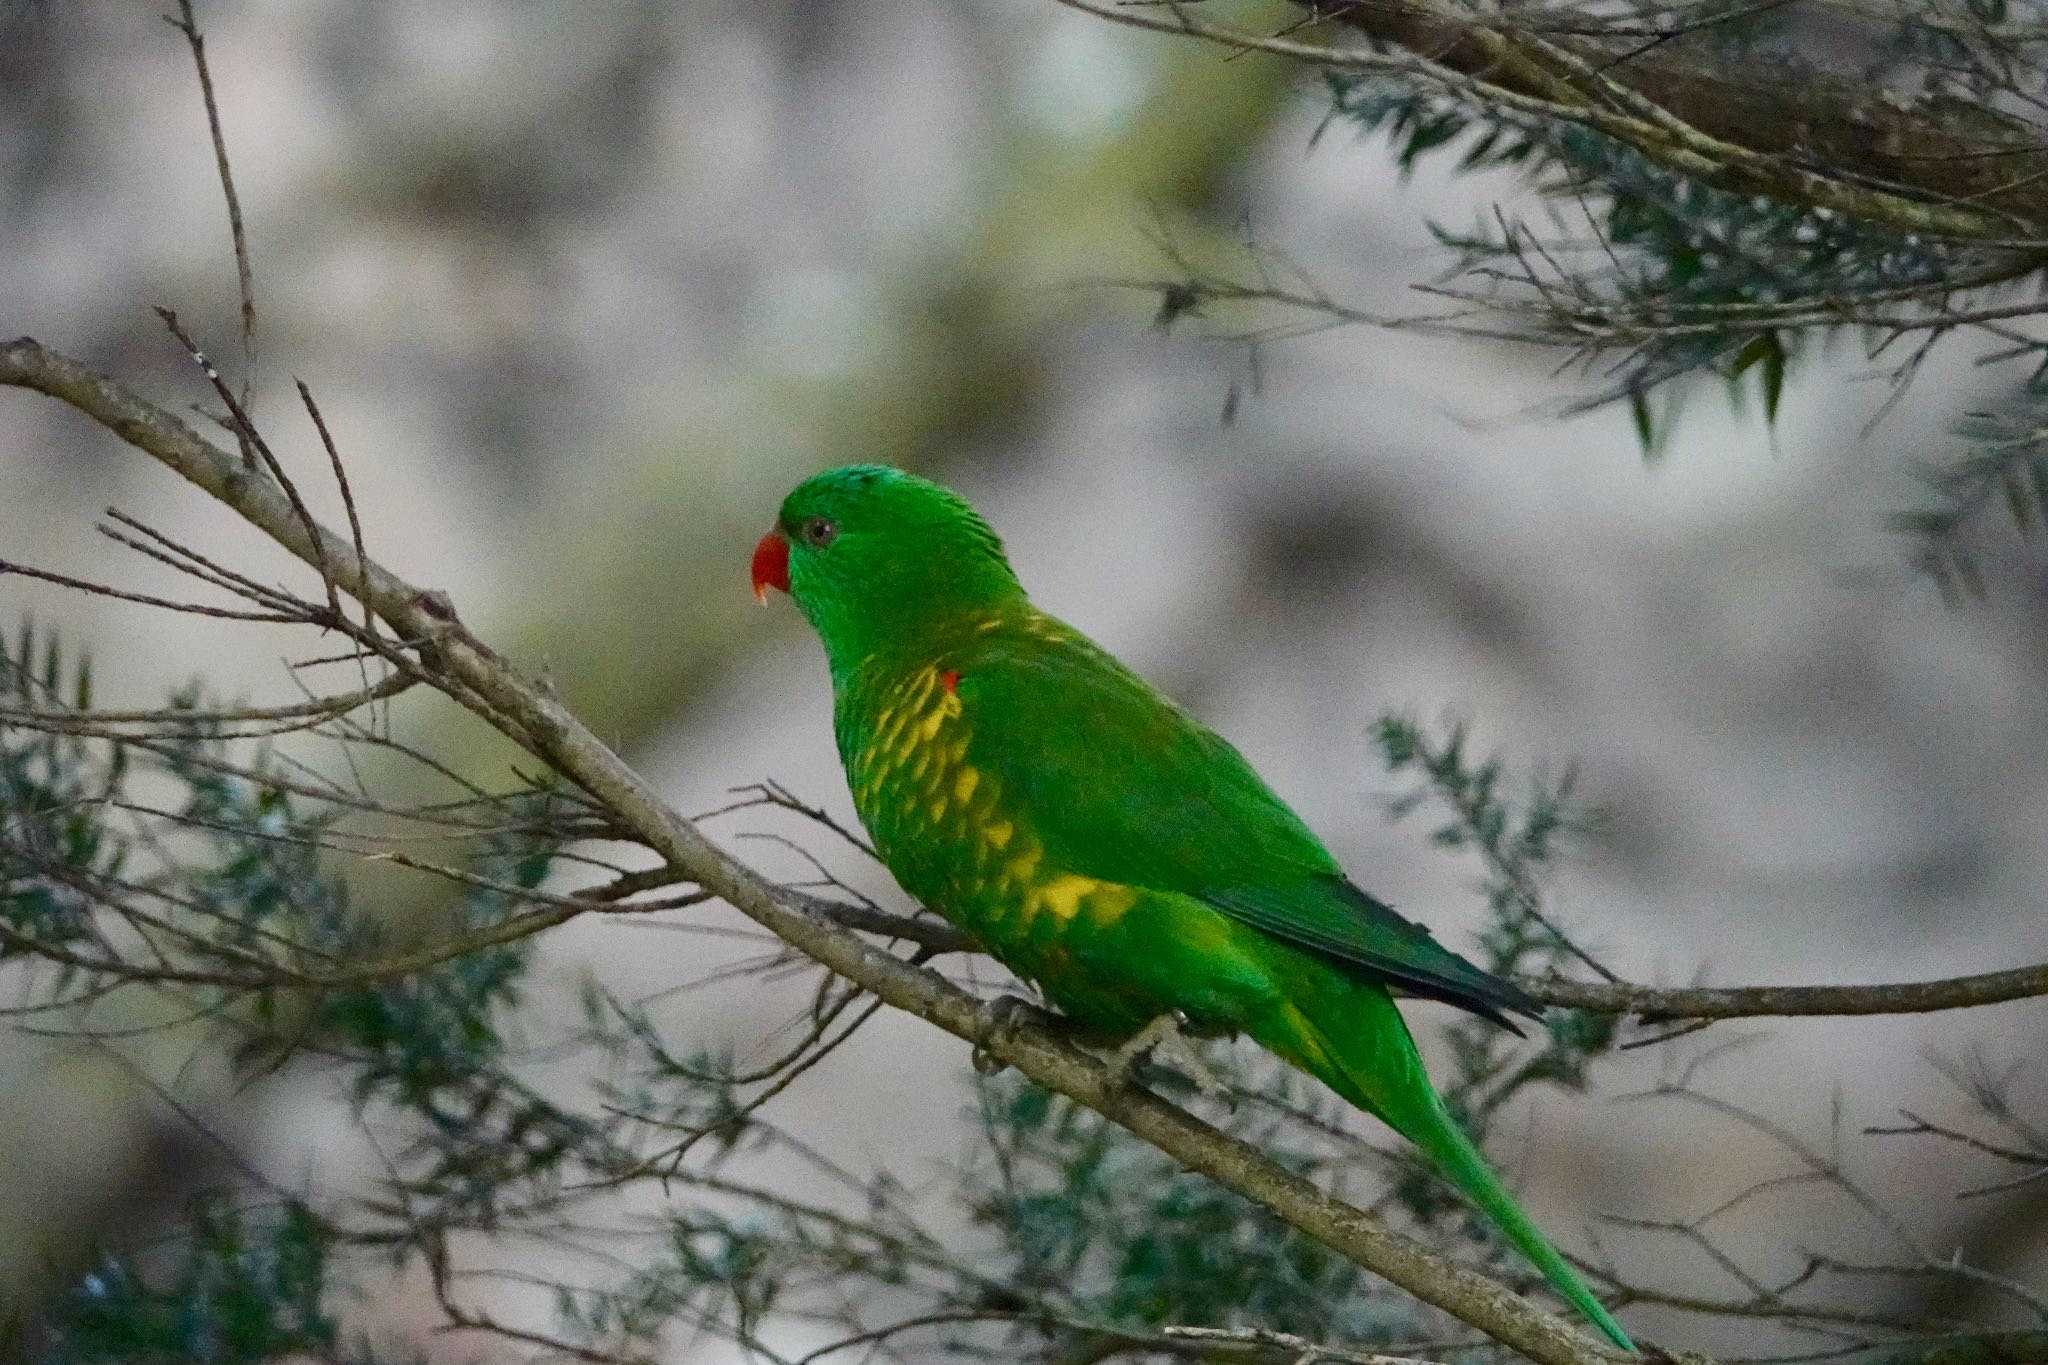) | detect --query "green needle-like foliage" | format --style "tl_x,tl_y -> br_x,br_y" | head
36,1198 -> 382,1365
